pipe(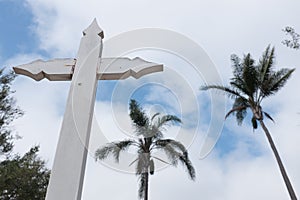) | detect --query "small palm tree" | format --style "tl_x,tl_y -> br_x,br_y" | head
95,99 -> 195,200
201,46 -> 297,199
